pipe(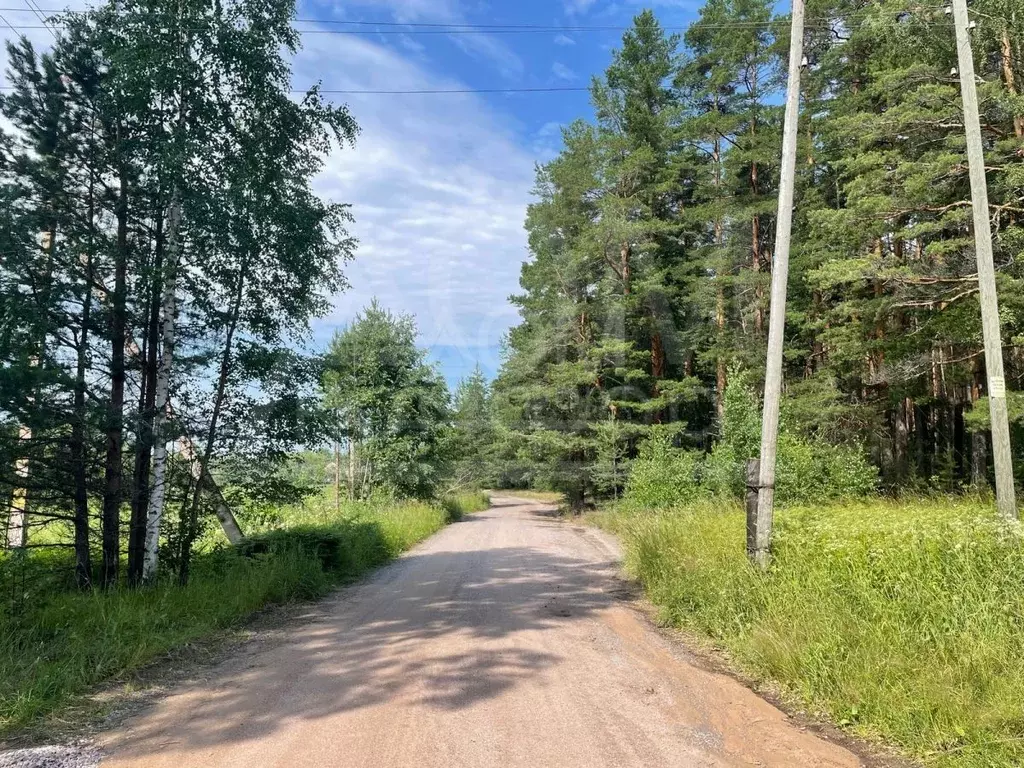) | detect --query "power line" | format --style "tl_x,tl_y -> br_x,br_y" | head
0,5 -> 950,24
0,20 -> 961,36
0,8 -> 762,31
315,87 -> 590,94
21,0 -> 55,39
0,6 -> 956,35
0,83 -> 590,94
0,21 -> 788,34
